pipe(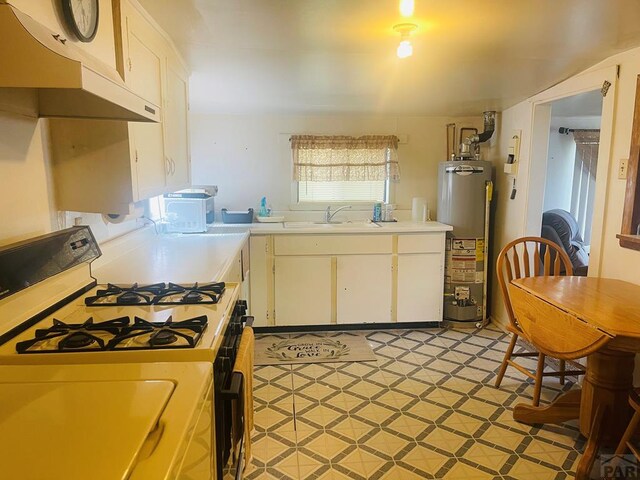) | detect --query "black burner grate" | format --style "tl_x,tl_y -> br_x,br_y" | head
83,282 -> 226,306
84,283 -> 167,306
15,315 -> 208,353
